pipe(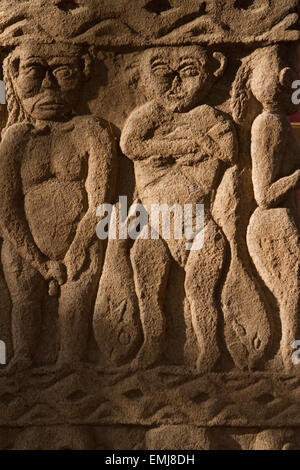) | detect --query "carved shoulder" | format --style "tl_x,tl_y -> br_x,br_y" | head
124,101 -> 159,127
252,112 -> 285,141
120,101 -> 160,157
71,115 -> 117,164
0,124 -> 31,197
0,124 -> 33,178
1,122 -> 32,150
